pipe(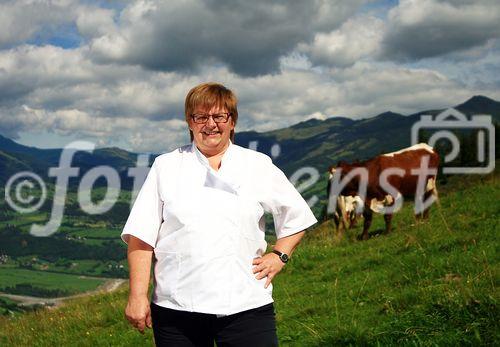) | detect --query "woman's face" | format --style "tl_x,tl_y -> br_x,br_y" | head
189,104 -> 235,155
